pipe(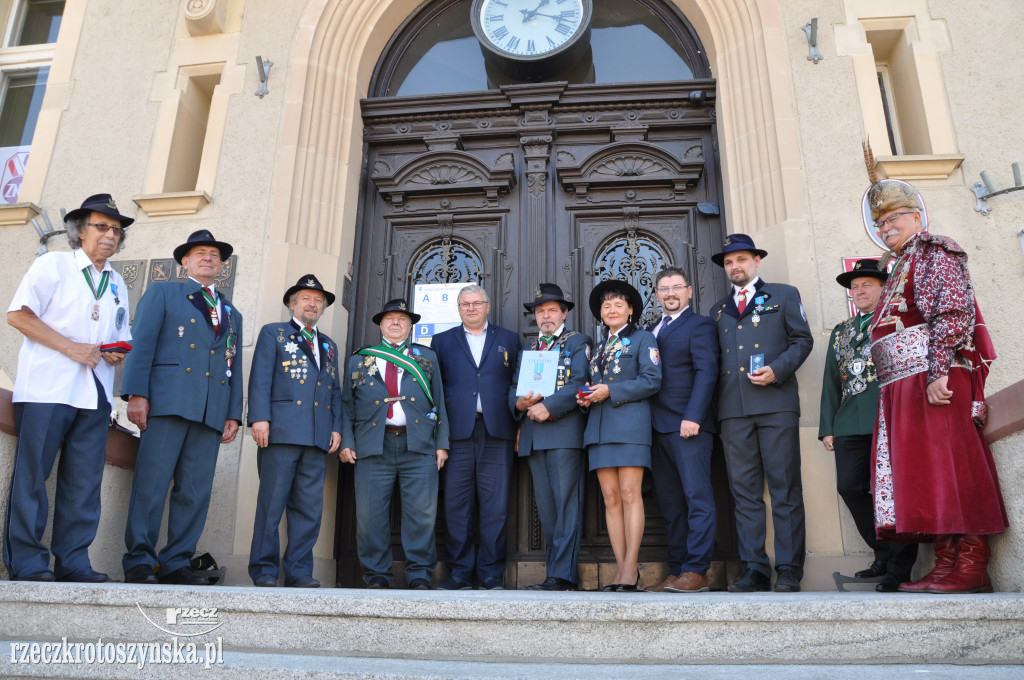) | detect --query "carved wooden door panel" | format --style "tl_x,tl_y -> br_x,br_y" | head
341,82 -> 735,589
